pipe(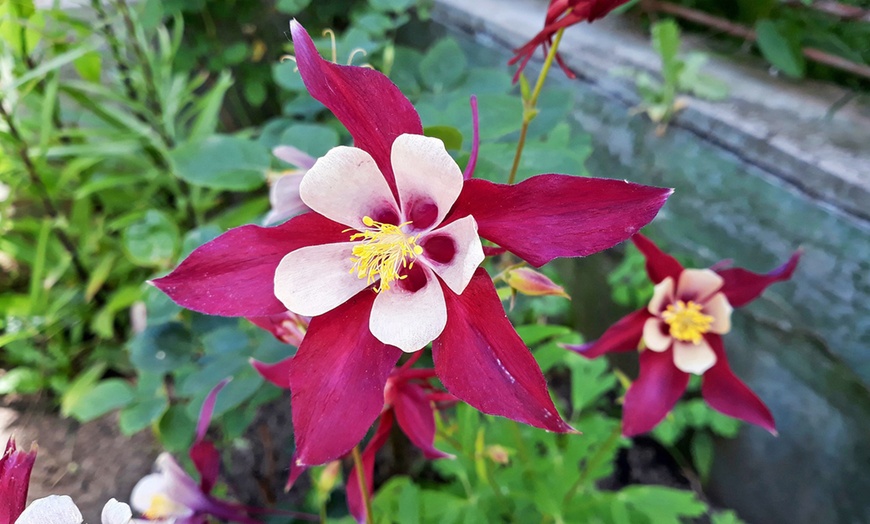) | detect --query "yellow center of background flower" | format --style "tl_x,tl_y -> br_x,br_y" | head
662,300 -> 714,344
349,216 -> 423,292
144,493 -> 179,519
